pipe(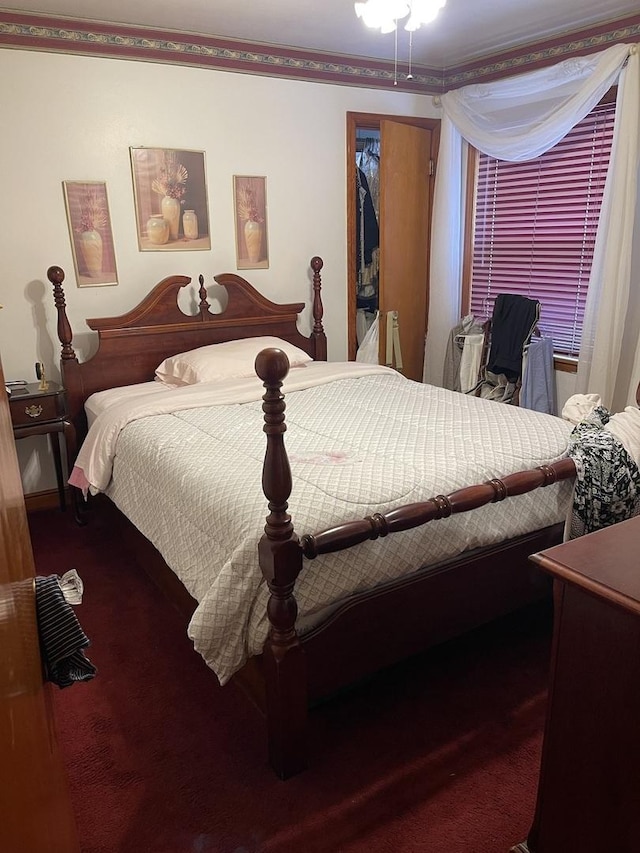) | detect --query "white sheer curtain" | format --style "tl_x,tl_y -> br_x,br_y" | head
426,44 -> 640,410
